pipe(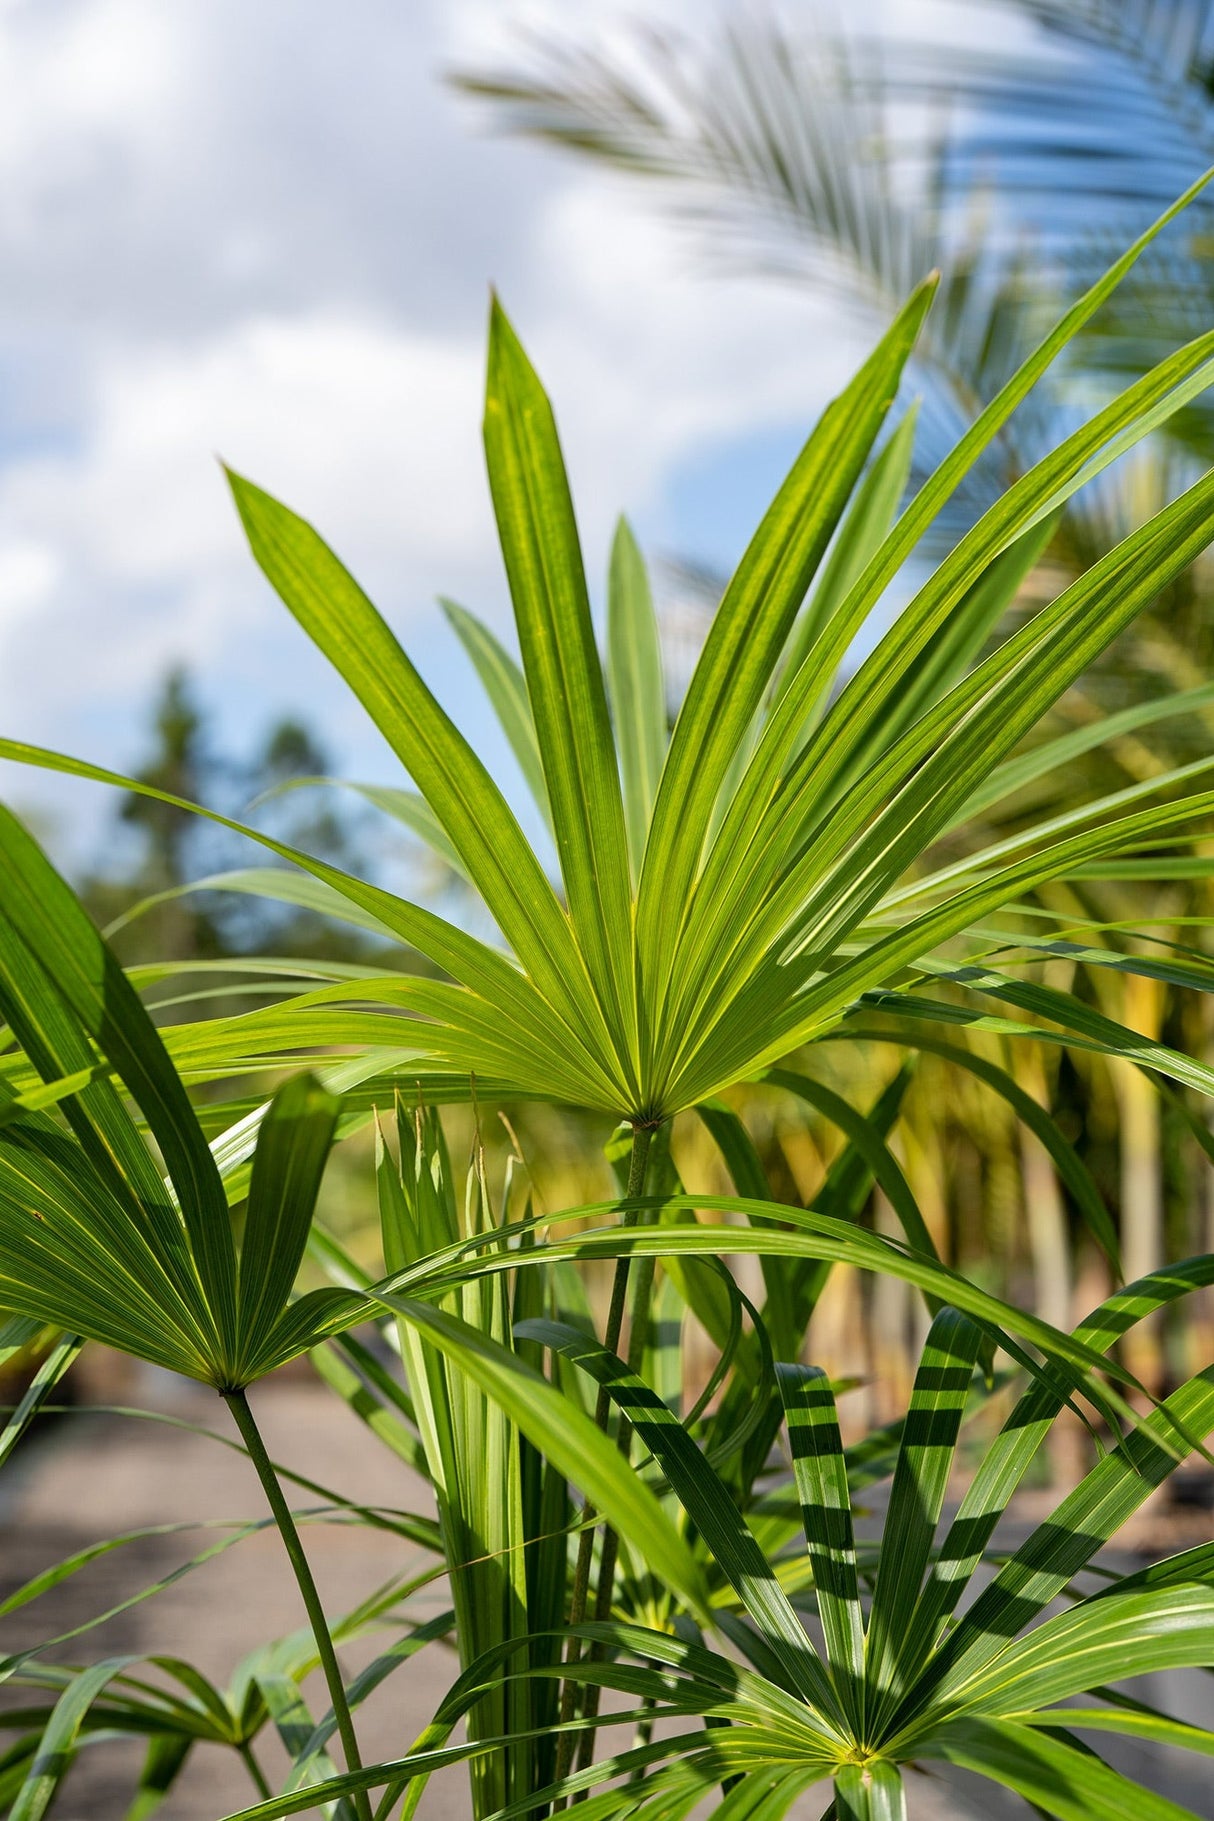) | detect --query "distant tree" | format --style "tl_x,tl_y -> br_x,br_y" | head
81,668 -> 227,962
119,669 -> 211,885
82,670 -> 378,972
222,713 -> 379,962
